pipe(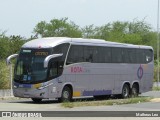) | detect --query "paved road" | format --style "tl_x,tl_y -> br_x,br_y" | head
141,91 -> 160,98
0,98 -> 160,111
0,91 -> 160,111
